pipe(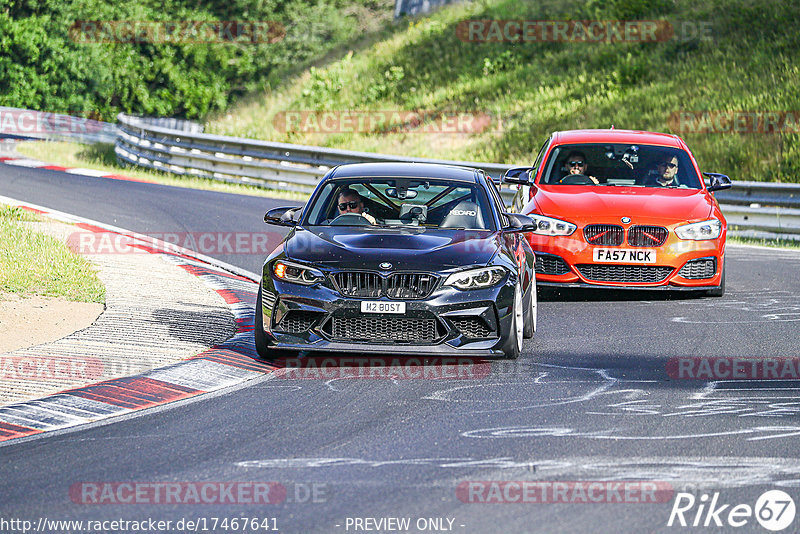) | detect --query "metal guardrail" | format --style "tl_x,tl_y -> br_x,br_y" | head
115,113 -> 513,196
114,112 -> 800,238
